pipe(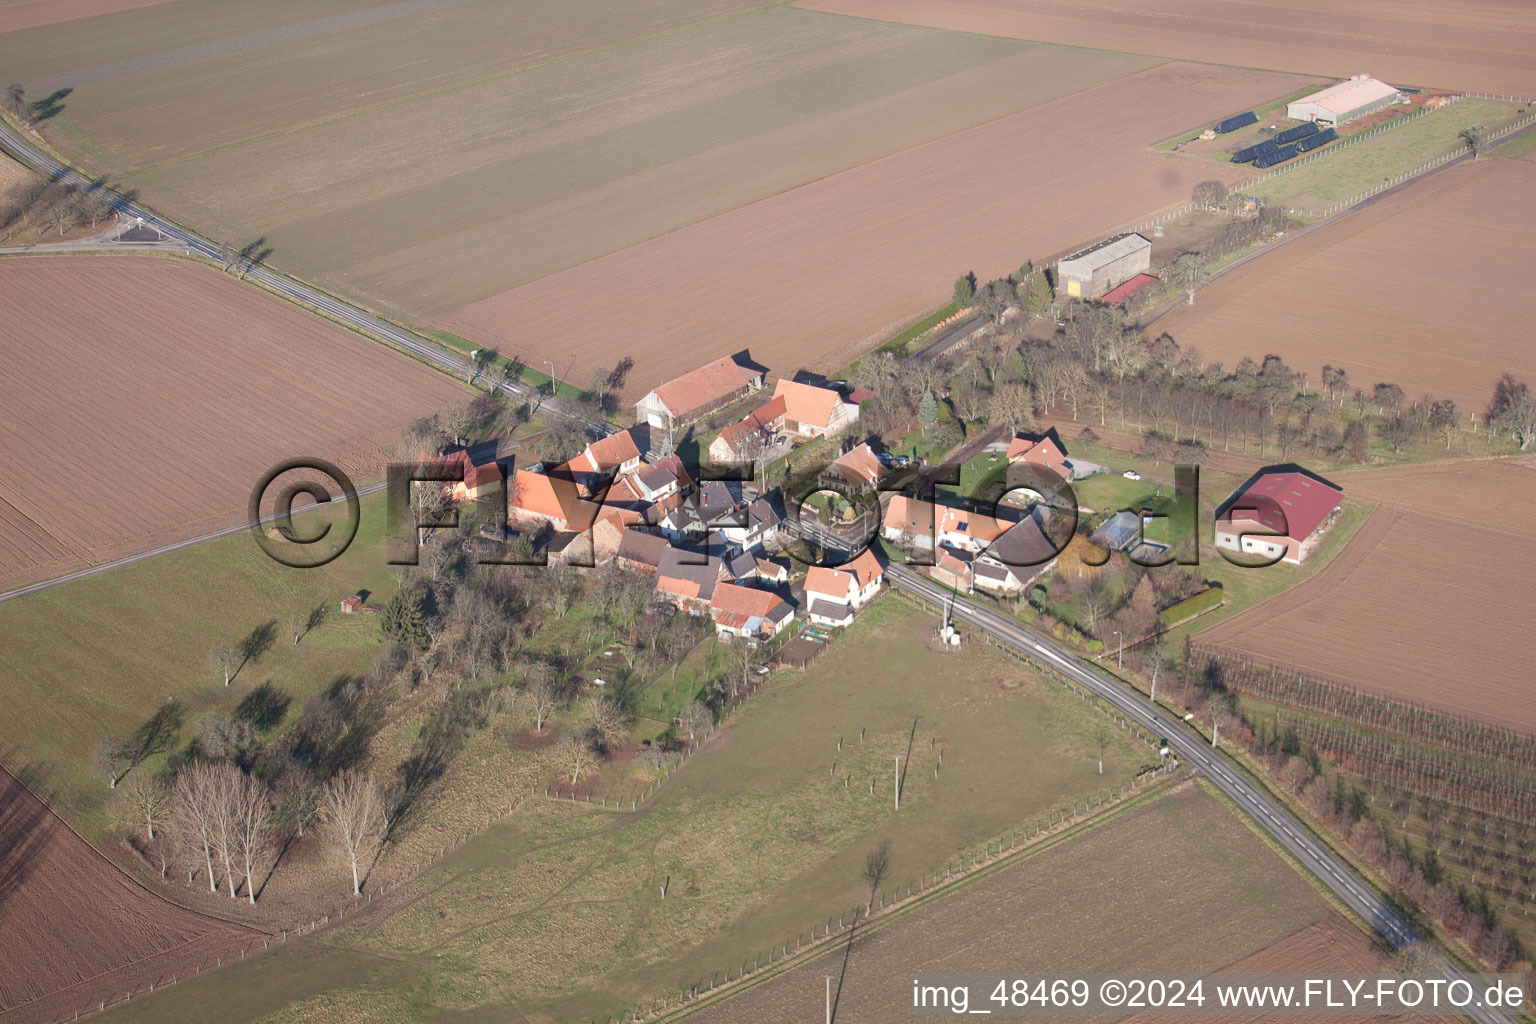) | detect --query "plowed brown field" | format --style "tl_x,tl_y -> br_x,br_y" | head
0,765 -> 262,1024
1121,912 -> 1452,1024
0,0 -> 174,35
0,255 -> 465,591
678,784 -> 1331,1023
1152,160 -> 1536,414
432,62 -> 1303,401
795,0 -> 1536,95
1197,458 -> 1536,733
